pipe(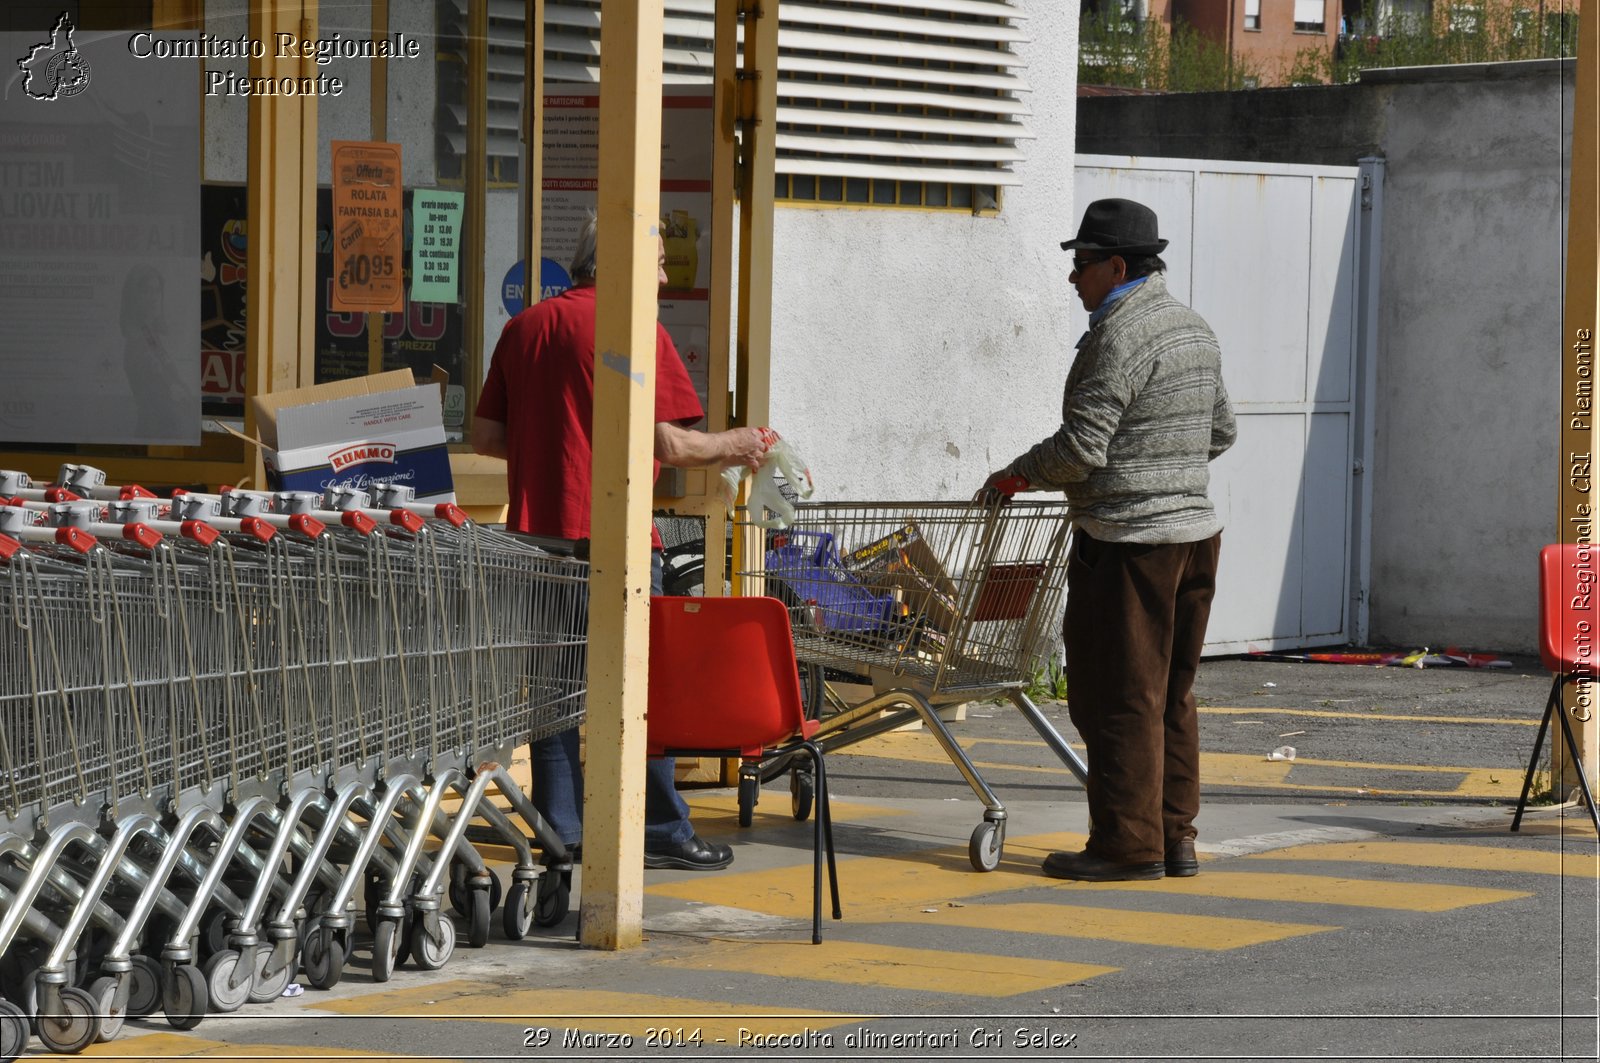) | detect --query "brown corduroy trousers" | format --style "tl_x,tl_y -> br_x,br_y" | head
1064,529 -> 1222,864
